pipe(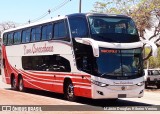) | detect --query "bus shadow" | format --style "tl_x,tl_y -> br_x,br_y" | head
5,88 -> 153,107
77,98 -> 153,107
